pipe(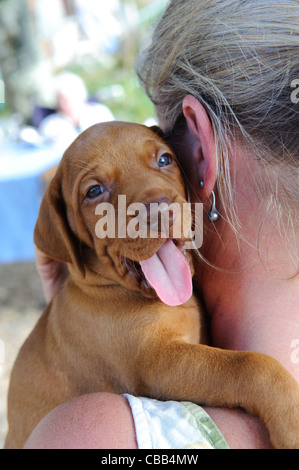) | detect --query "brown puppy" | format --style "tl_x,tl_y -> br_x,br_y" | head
5,122 -> 299,449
